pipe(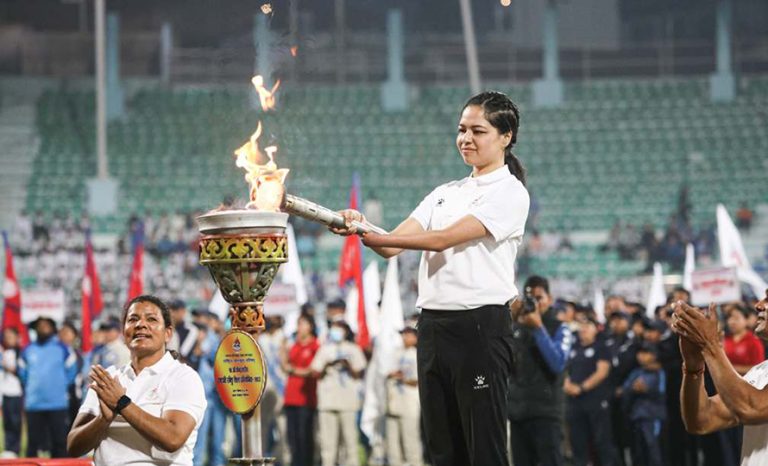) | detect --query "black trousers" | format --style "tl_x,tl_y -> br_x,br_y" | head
284,405 -> 315,466
2,396 -> 22,455
26,409 -> 69,457
418,305 -> 514,466
566,402 -> 617,466
509,417 -> 564,466
631,419 -> 665,466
